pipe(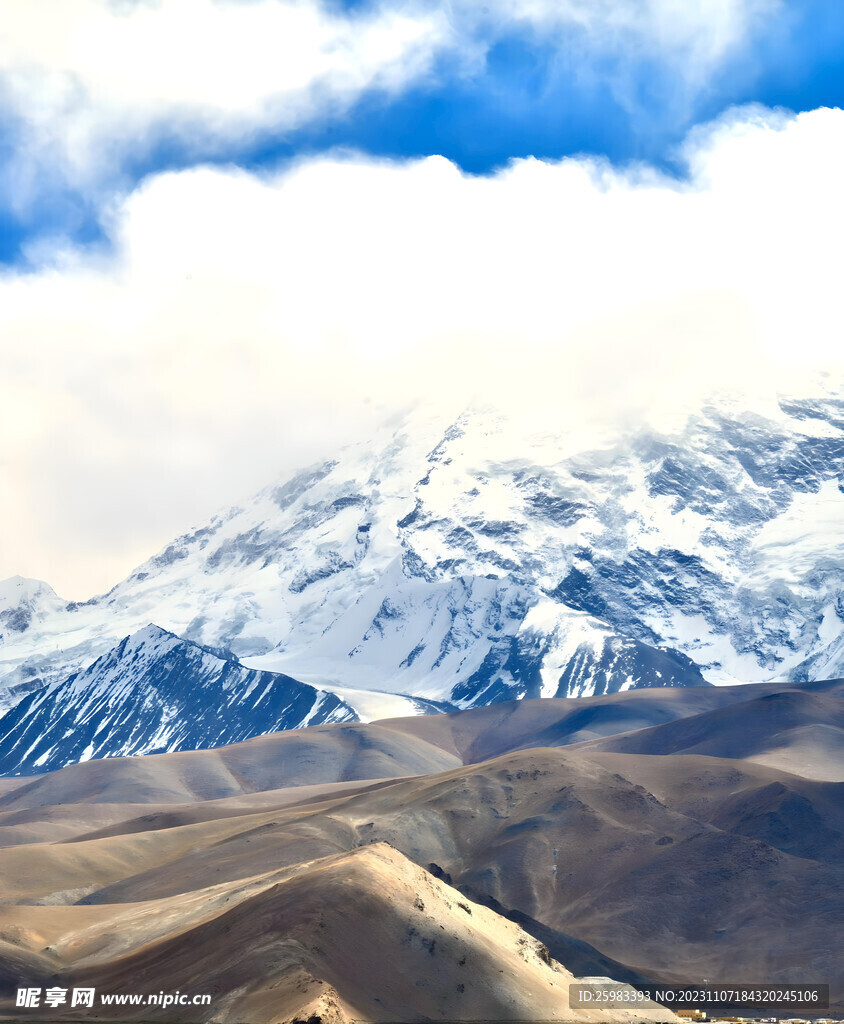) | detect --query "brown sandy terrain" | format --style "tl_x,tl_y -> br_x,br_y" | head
0,778 -> 399,848
0,680 -> 841,1020
1,747 -> 840,1007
